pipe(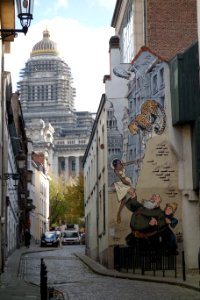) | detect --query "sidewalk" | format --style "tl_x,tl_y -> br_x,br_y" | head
0,244 -> 41,300
0,244 -> 199,300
